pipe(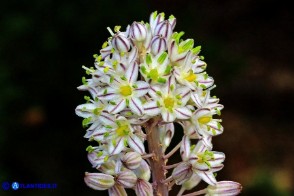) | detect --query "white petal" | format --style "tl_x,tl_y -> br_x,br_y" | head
176,87 -> 191,105
107,98 -> 126,114
144,101 -> 161,116
148,85 -> 162,99
166,76 -> 176,94
128,134 -> 145,154
133,81 -> 149,97
126,61 -> 138,83
99,112 -> 115,125
97,87 -> 119,100
191,91 -> 203,108
197,171 -> 217,186
75,103 -> 95,118
129,97 -> 144,116
108,137 -> 125,155
210,152 -> 225,167
162,110 -> 176,122
174,107 -> 192,119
